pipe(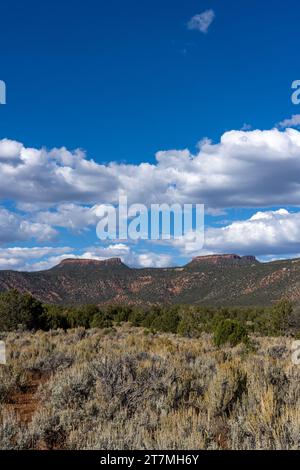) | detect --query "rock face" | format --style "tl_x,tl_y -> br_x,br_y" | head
188,254 -> 259,267
58,258 -> 124,268
0,254 -> 299,306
